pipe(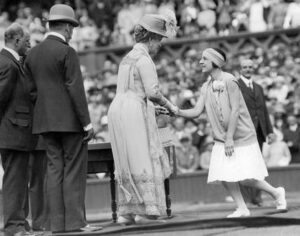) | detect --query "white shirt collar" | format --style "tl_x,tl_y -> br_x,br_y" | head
240,75 -> 253,86
44,32 -> 66,42
134,43 -> 149,54
3,46 -> 20,61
